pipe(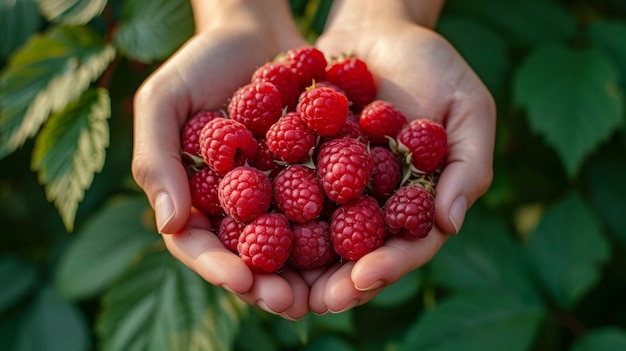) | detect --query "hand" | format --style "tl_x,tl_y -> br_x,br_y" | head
309,0 -> 496,314
131,1 -> 311,320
